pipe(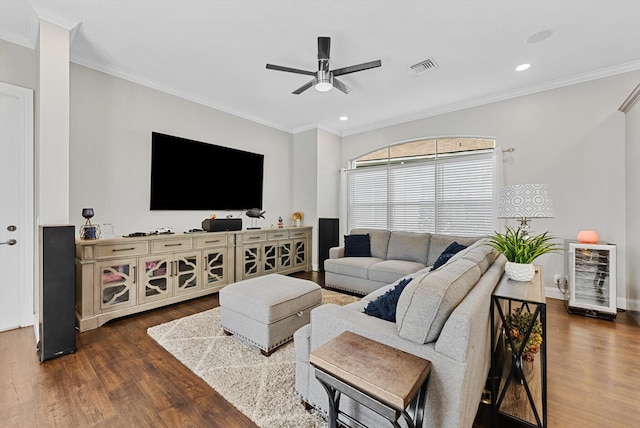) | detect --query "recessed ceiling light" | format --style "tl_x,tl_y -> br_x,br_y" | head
527,30 -> 553,44
516,63 -> 531,71
339,116 -> 348,121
